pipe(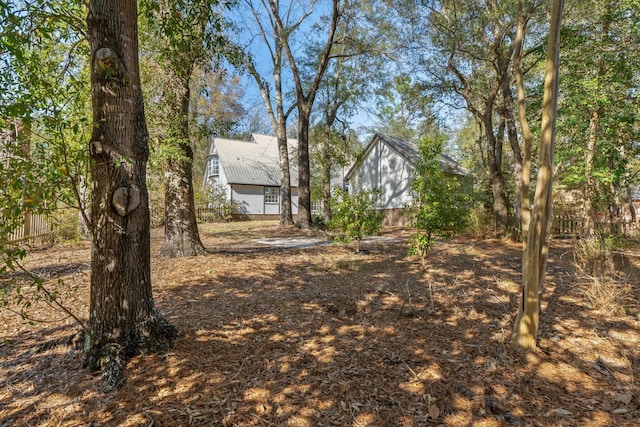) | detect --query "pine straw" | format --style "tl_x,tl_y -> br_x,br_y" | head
1,221 -> 639,426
